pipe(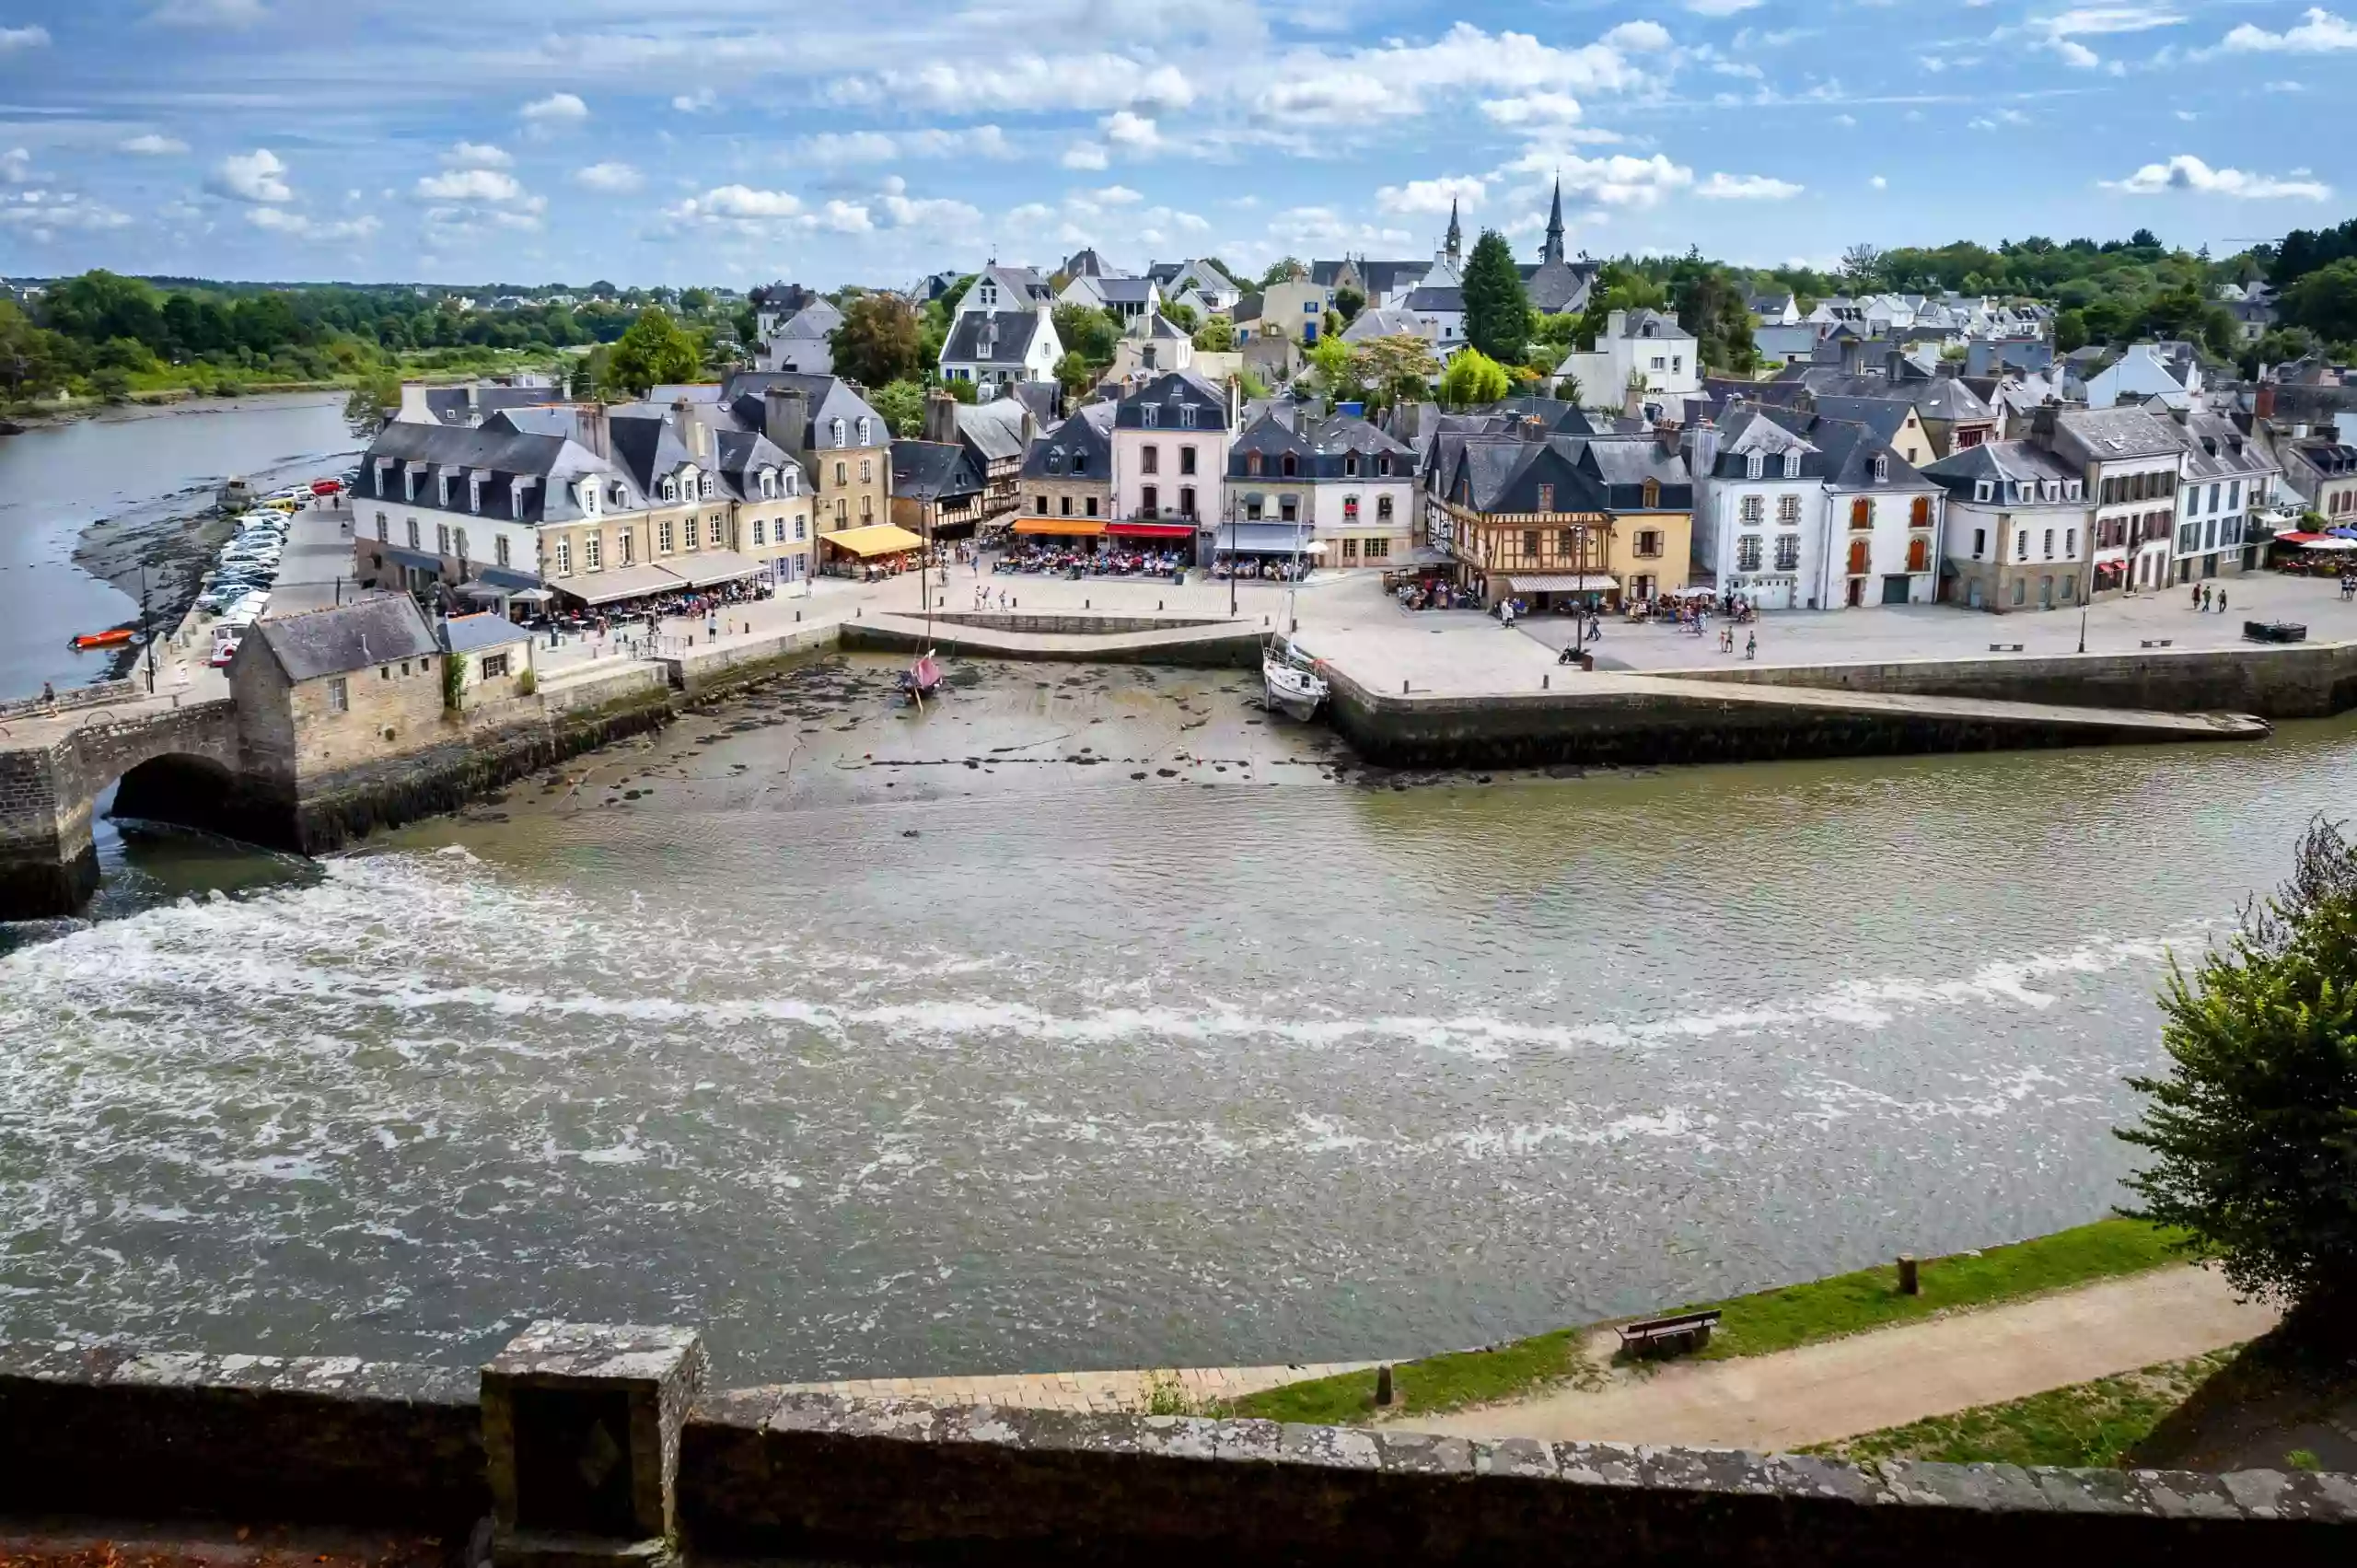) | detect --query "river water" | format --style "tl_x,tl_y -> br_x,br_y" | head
1,618 -> 2347,1383
0,394 -> 358,698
